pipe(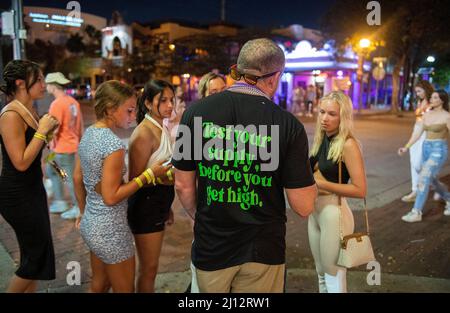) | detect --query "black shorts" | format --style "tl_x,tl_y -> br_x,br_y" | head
127,185 -> 175,234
